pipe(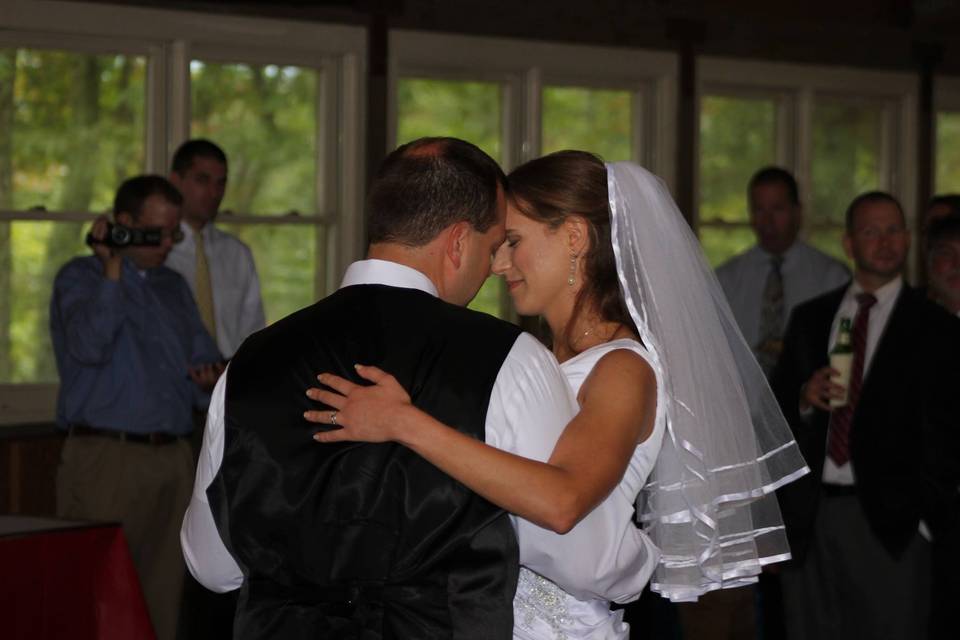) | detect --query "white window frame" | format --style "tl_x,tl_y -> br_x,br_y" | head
389,30 -> 678,186
0,0 -> 366,425
697,56 -> 918,266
